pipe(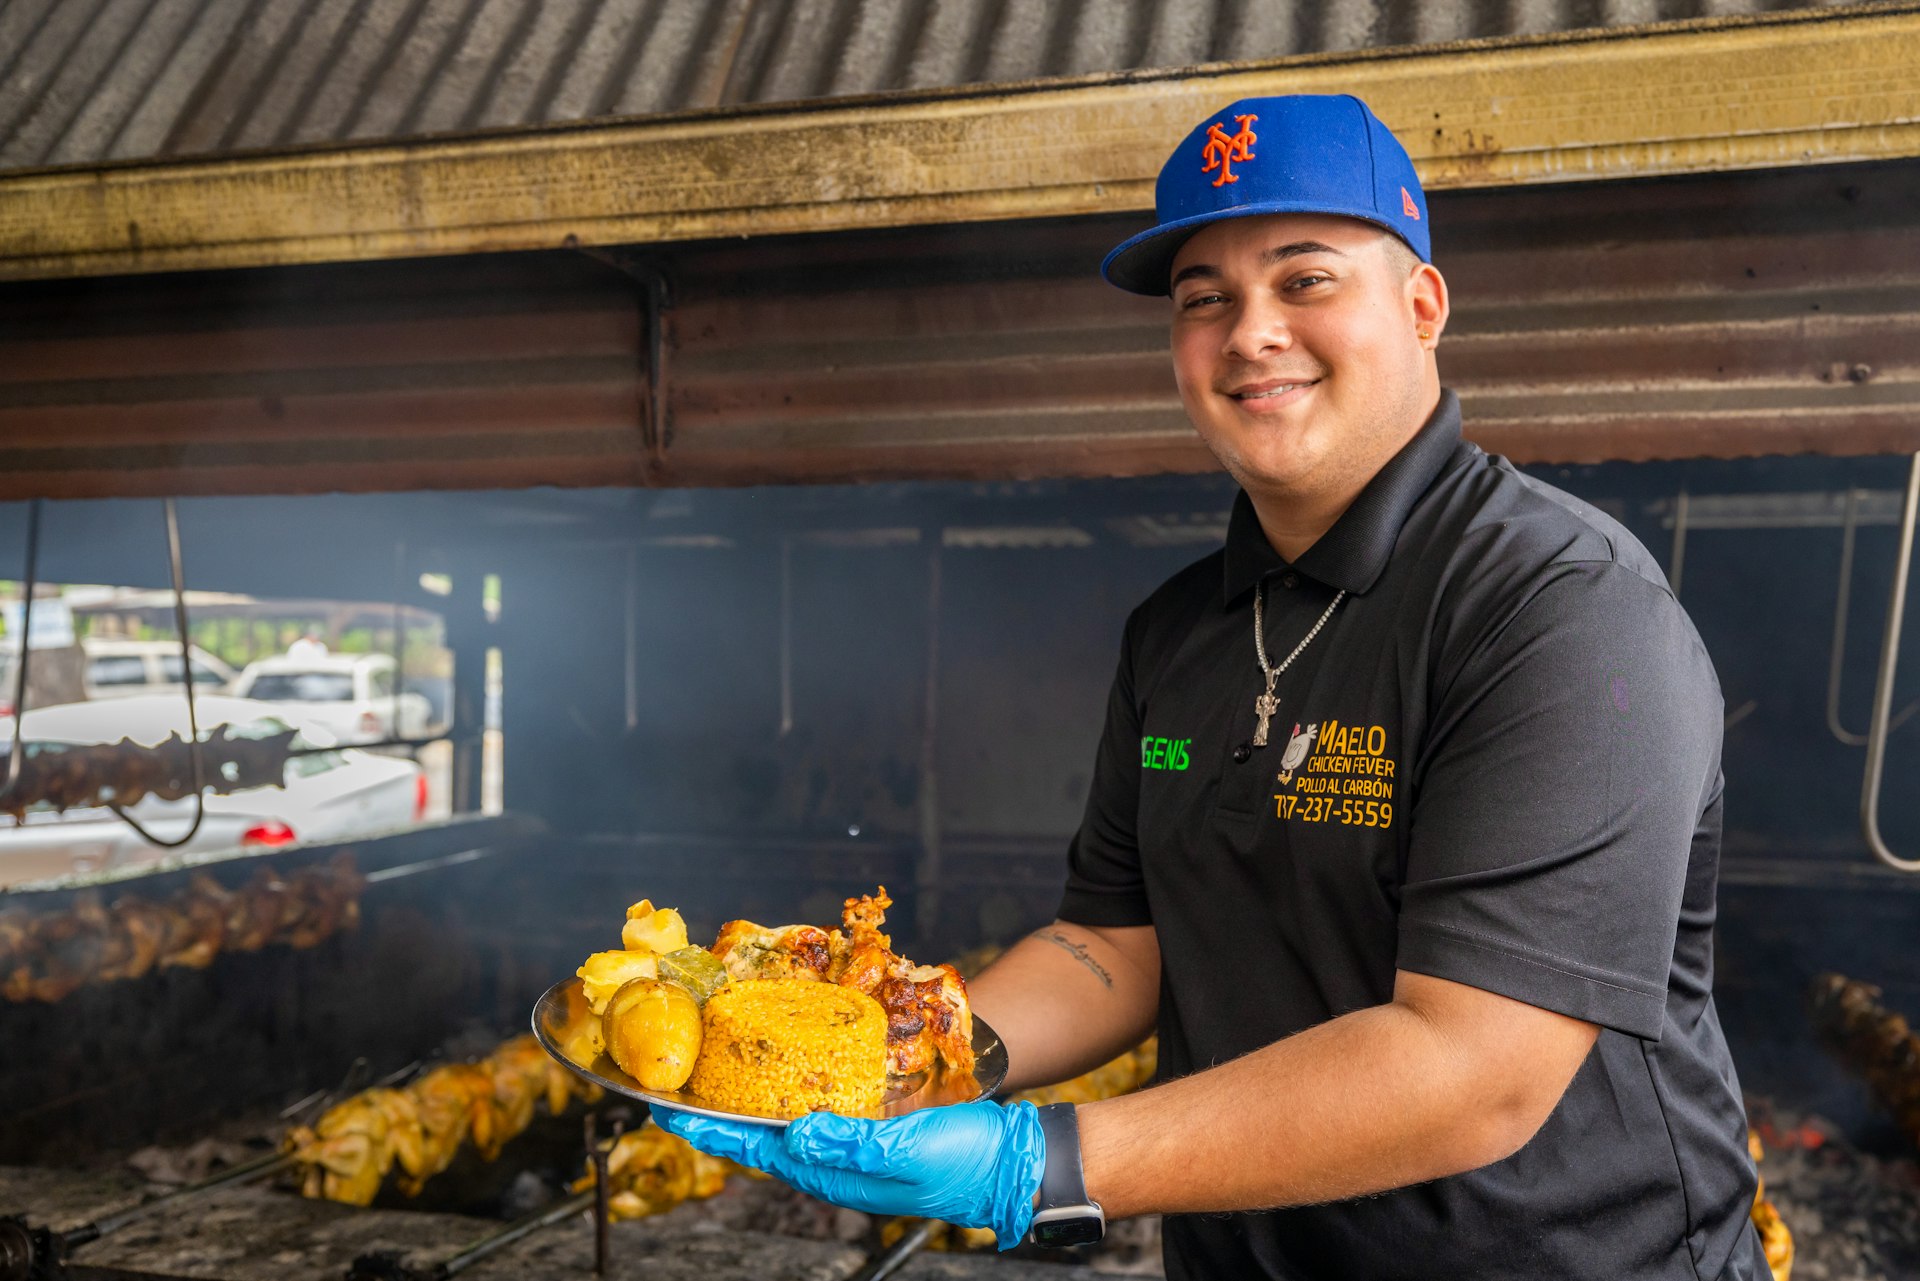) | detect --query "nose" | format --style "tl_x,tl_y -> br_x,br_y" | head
1222,294 -> 1291,363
